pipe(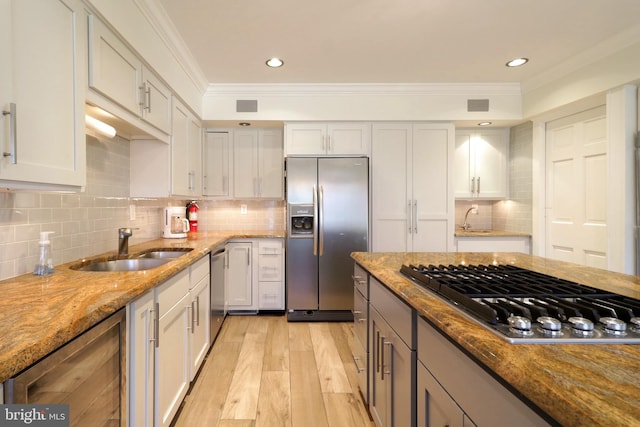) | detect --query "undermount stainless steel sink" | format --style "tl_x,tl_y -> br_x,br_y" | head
136,248 -> 193,259
72,248 -> 193,272
73,258 -> 172,272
